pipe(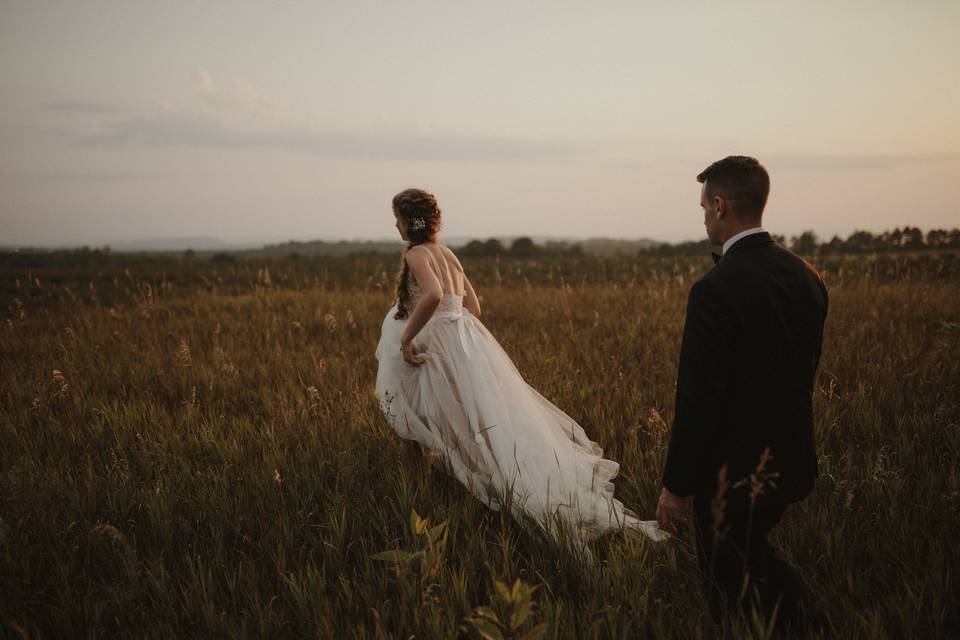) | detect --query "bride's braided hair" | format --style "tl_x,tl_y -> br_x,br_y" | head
393,188 -> 442,320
